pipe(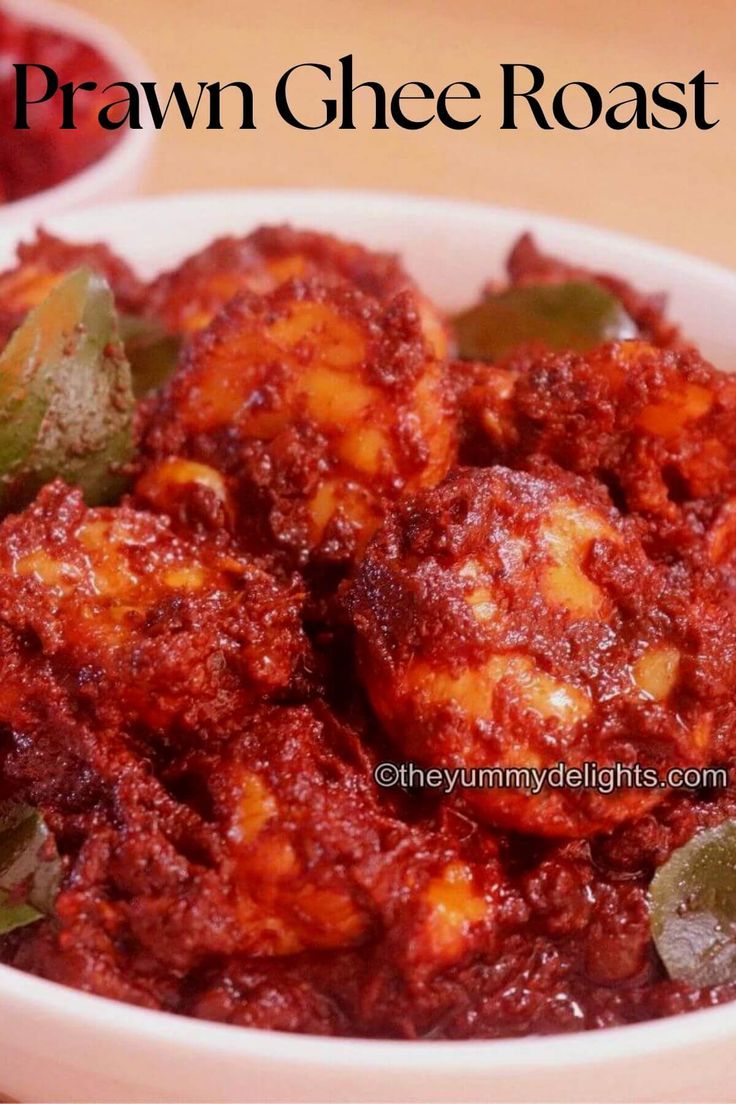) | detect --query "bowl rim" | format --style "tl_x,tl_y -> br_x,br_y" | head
3,952 -> 736,1073
6,183 -> 733,287
0,0 -> 155,220
0,186 -> 735,1074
